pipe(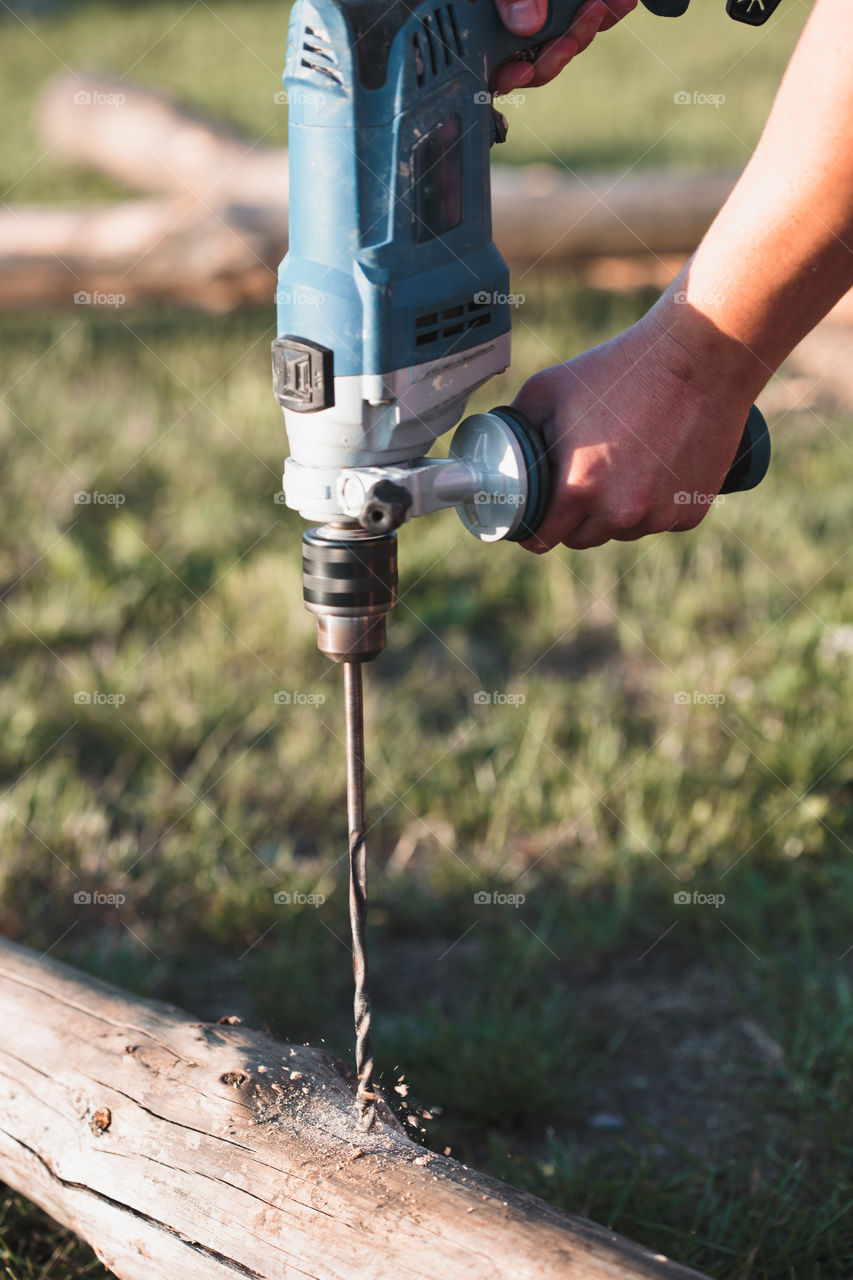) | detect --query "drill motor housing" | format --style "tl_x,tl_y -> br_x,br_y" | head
273,0 -> 771,657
